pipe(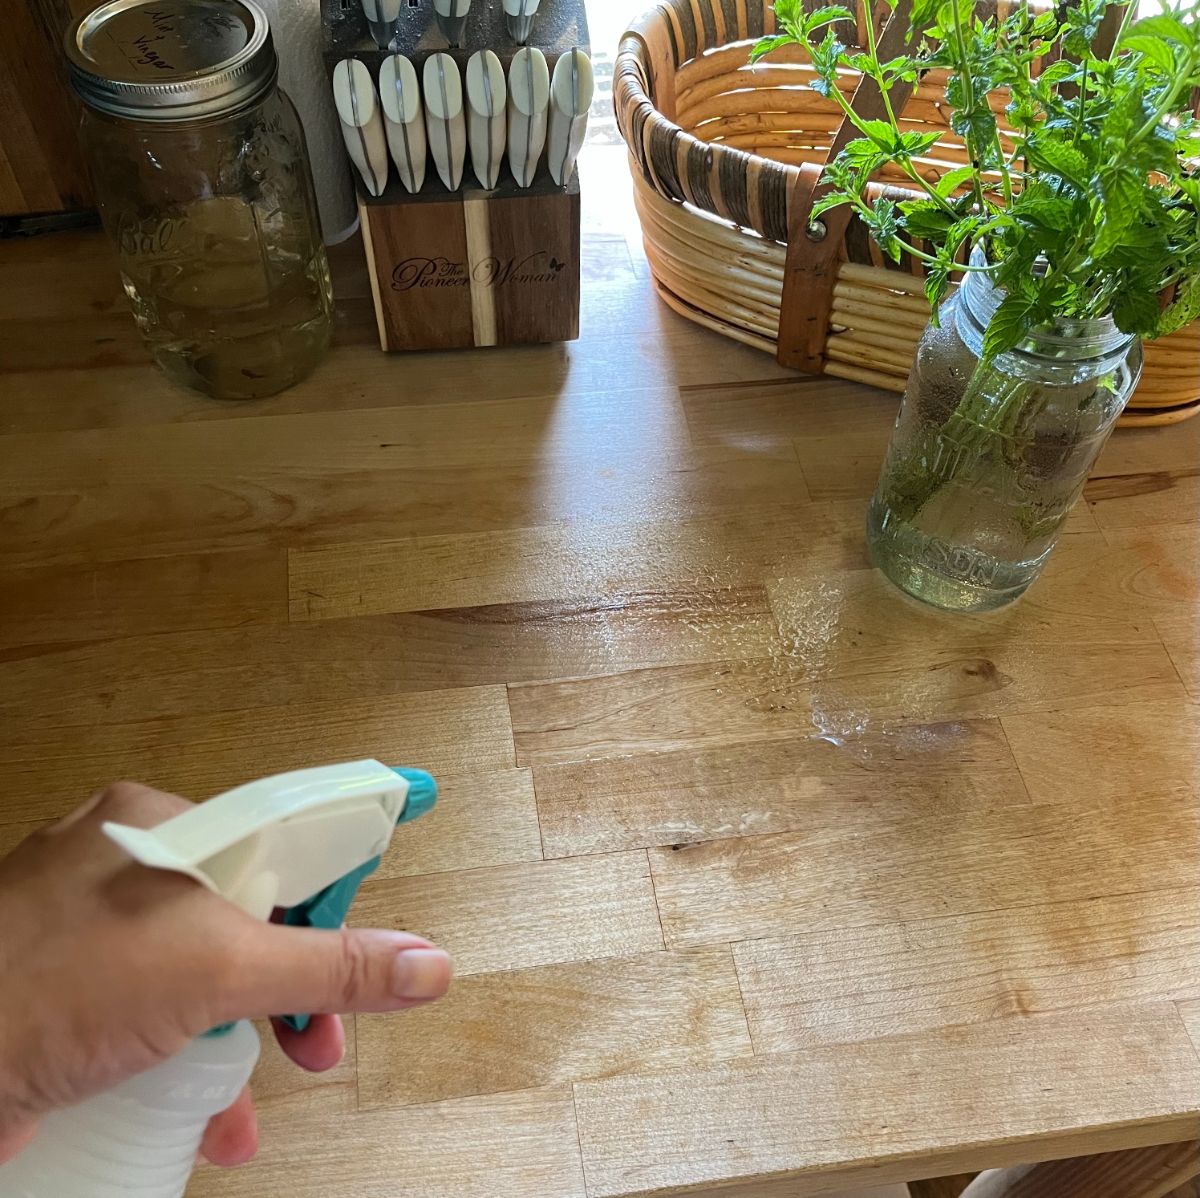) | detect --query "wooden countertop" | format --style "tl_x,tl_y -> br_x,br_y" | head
2,151 -> 1199,1197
